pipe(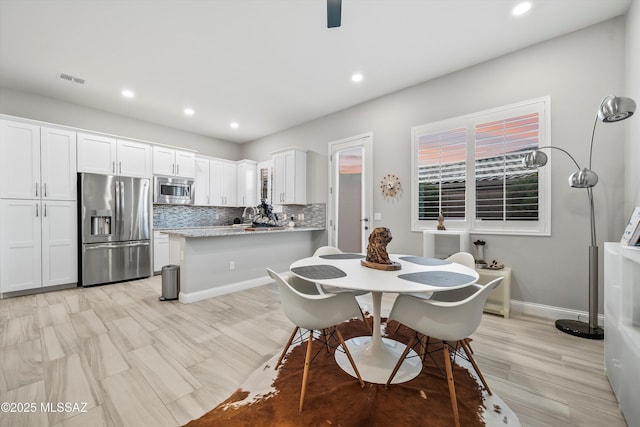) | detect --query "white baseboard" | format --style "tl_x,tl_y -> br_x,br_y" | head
179,276 -> 272,303
178,276 -> 605,328
510,300 -> 605,326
